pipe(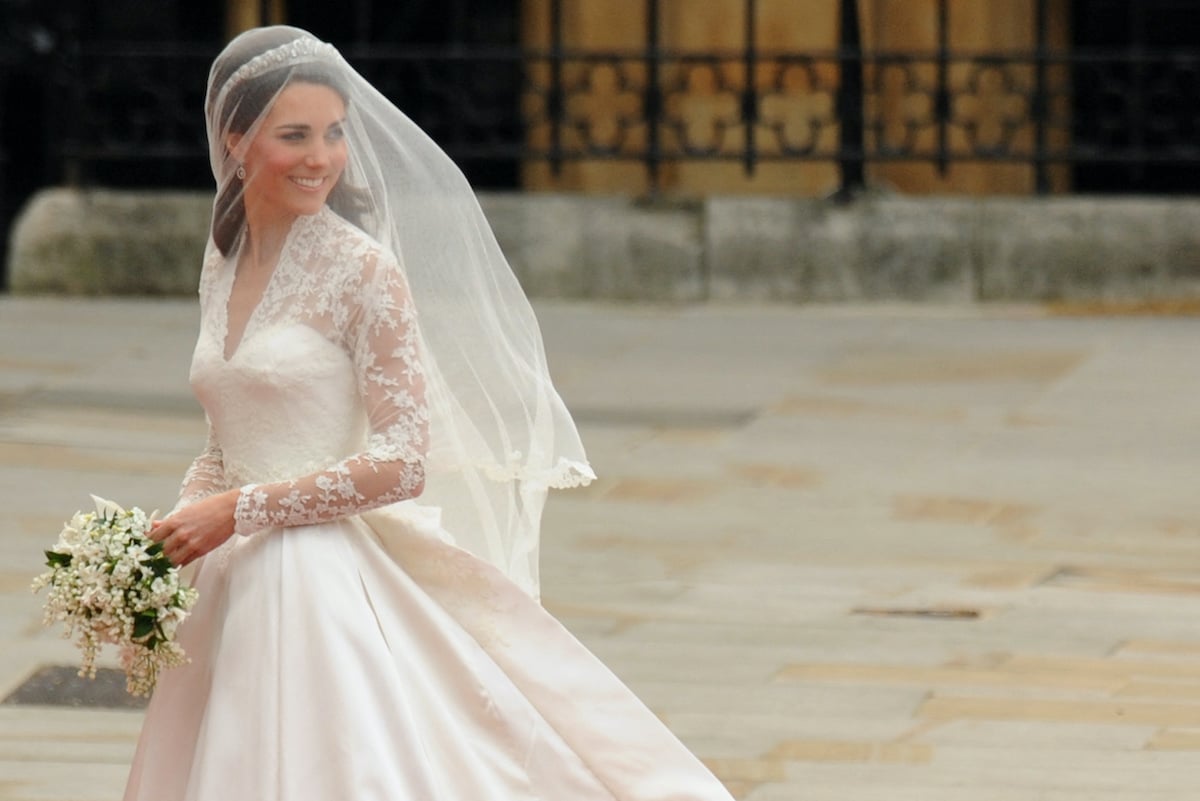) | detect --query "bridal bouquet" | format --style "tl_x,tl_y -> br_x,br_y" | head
32,495 -> 199,696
